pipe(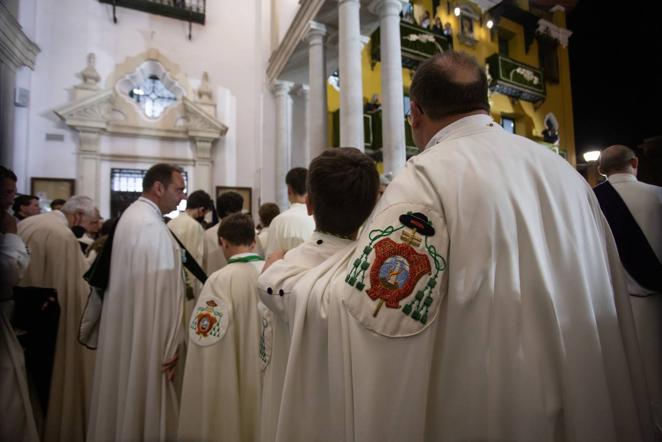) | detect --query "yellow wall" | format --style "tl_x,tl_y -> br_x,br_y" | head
327,0 -> 576,163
